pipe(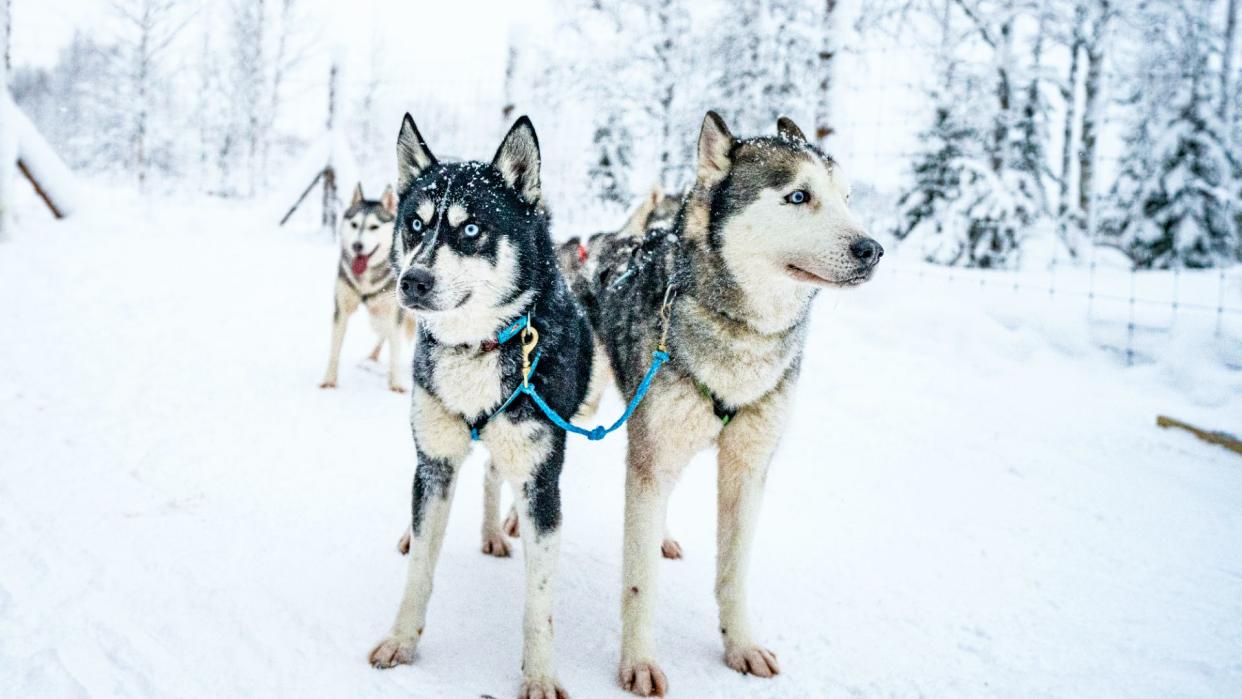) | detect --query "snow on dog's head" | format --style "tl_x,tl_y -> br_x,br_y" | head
389,114 -> 547,345
687,111 -> 883,291
339,184 -> 397,278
